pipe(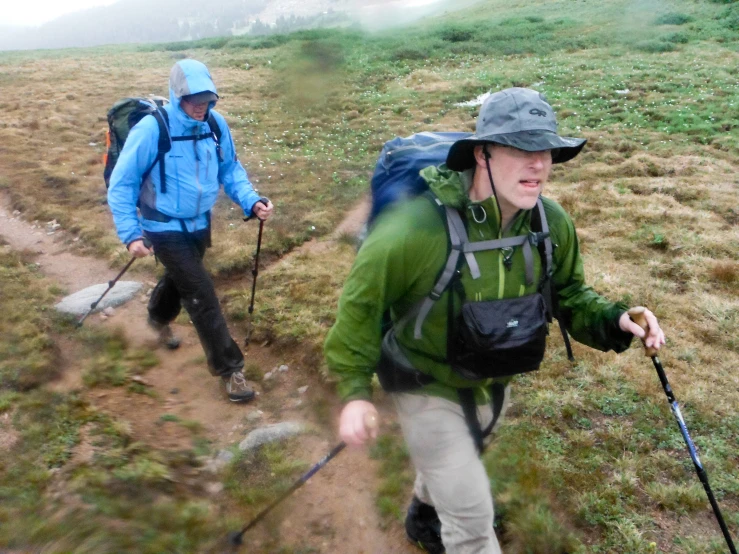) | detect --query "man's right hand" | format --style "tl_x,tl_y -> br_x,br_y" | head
127,239 -> 153,258
339,400 -> 379,446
